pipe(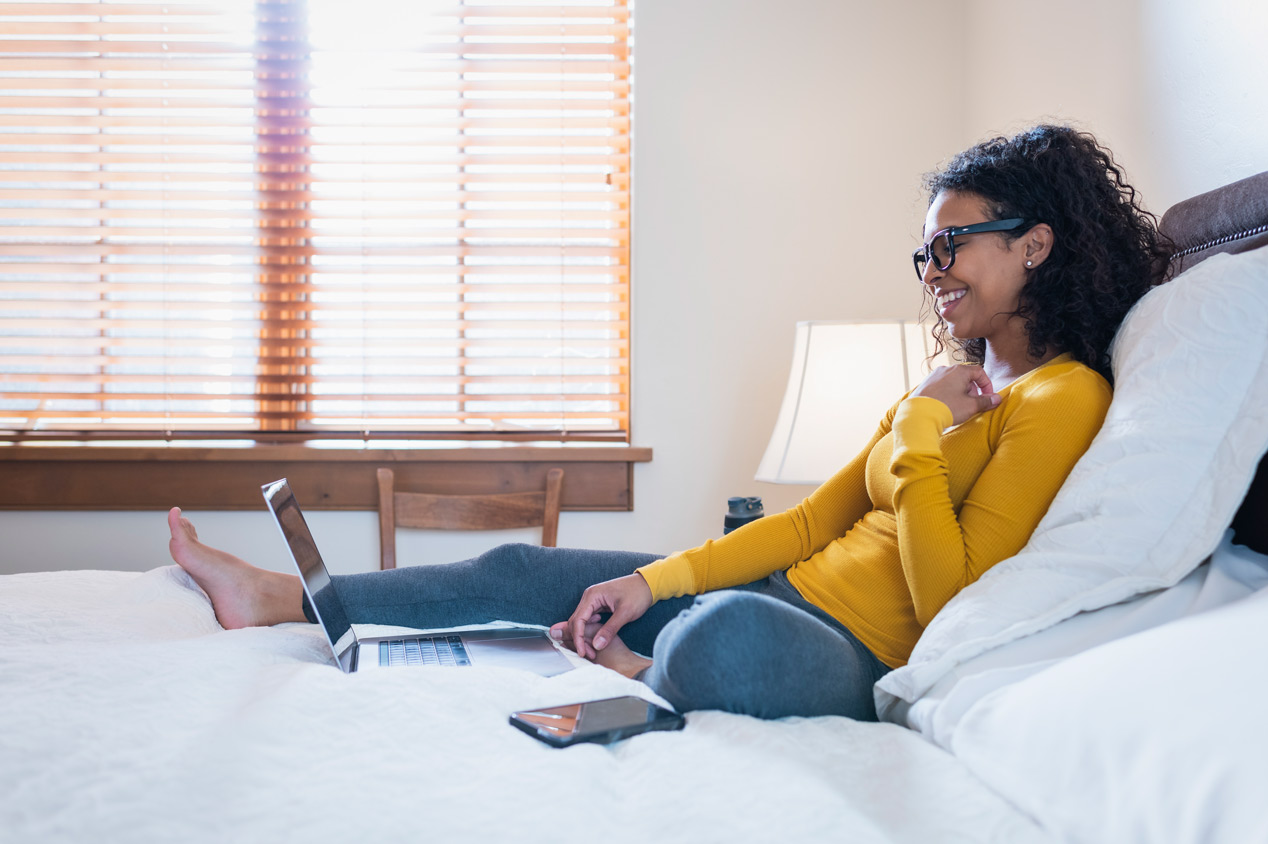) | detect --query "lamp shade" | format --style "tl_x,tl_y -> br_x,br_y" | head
756,320 -> 946,485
